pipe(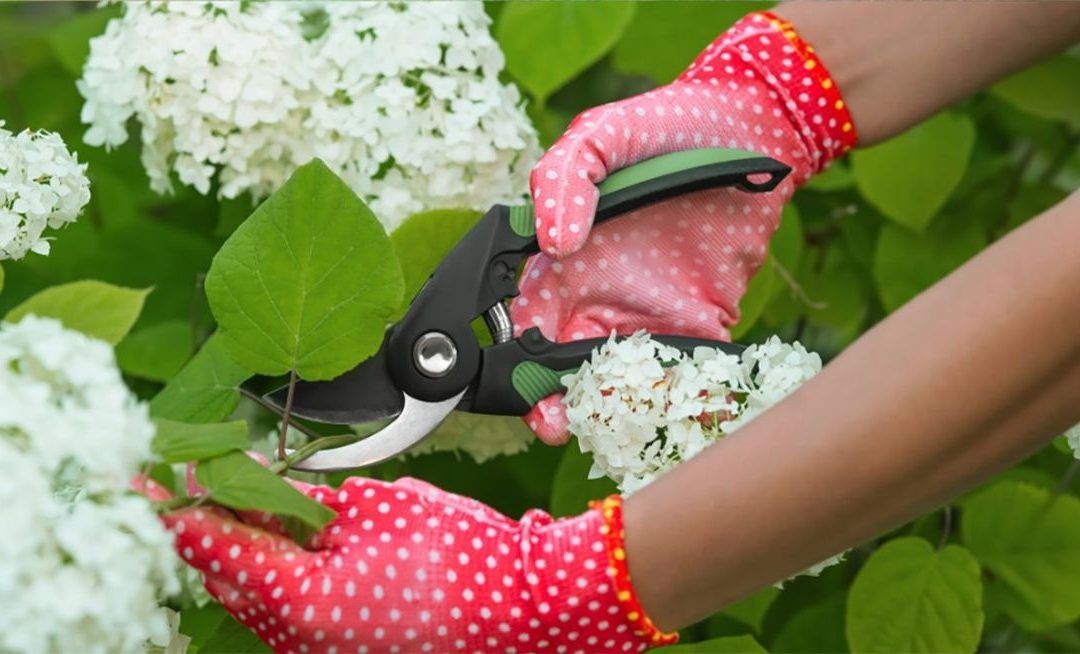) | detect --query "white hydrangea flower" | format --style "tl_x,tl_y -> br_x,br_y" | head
563,332 -> 821,491
0,316 -> 179,654
0,121 -> 91,259
78,1 -> 541,231
563,331 -> 841,581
